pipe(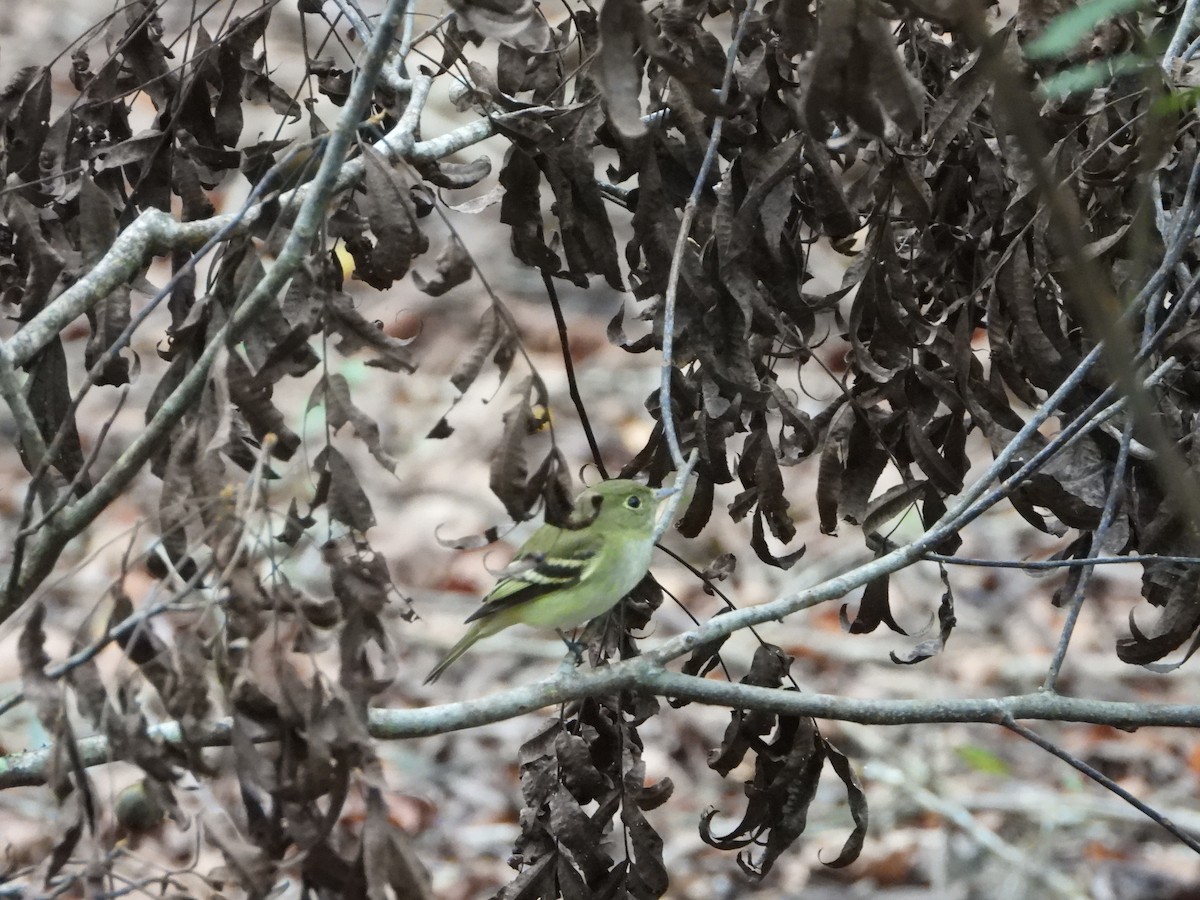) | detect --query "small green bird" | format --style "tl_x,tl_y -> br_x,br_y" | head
424,479 -> 671,684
